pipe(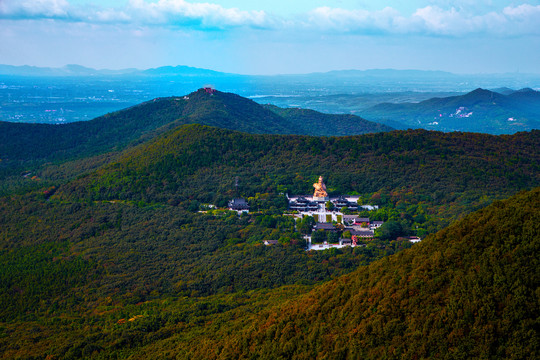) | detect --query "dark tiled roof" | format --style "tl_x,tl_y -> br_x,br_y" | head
315,222 -> 335,230
350,229 -> 374,236
229,198 -> 249,209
